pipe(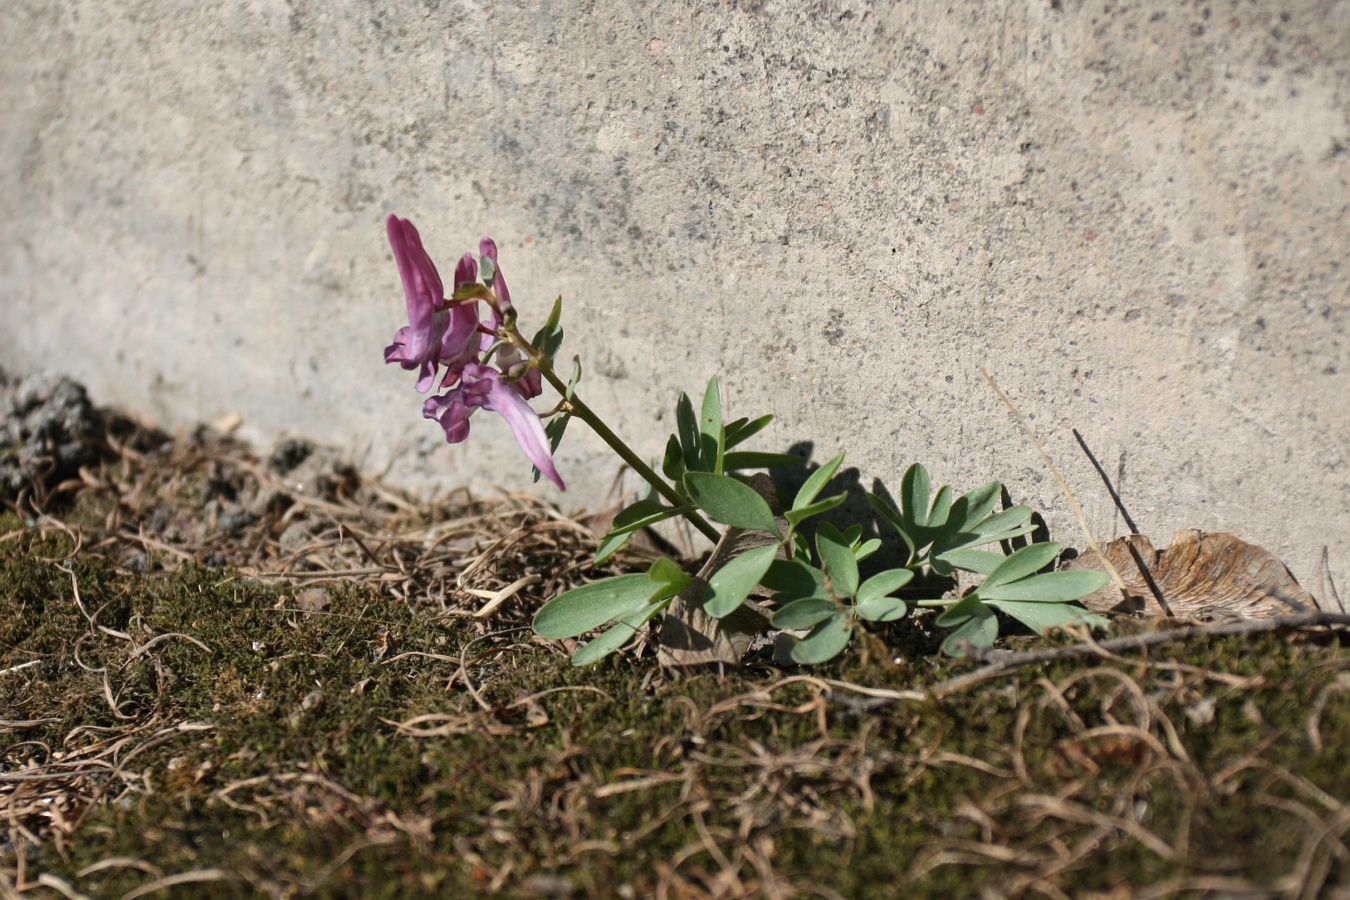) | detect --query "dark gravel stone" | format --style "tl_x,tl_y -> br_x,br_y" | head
0,370 -> 104,497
